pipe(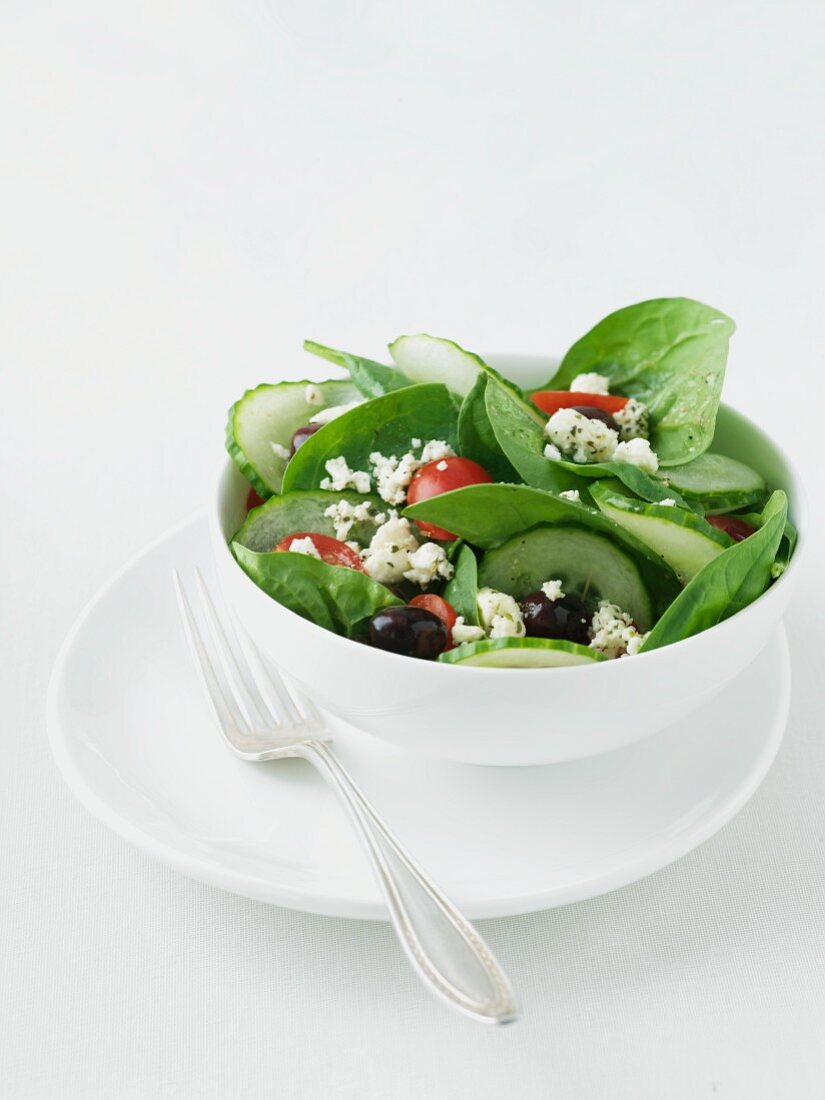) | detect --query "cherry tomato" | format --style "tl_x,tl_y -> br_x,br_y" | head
274,532 -> 366,571
409,594 -> 458,646
531,391 -> 629,417
706,515 -> 757,543
407,457 -> 494,540
245,486 -> 265,512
